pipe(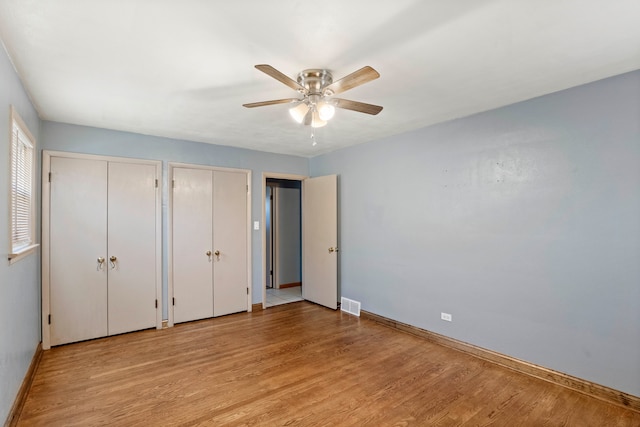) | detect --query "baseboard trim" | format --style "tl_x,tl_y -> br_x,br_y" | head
4,342 -> 43,427
361,310 -> 640,413
278,282 -> 301,289
252,303 -> 263,312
